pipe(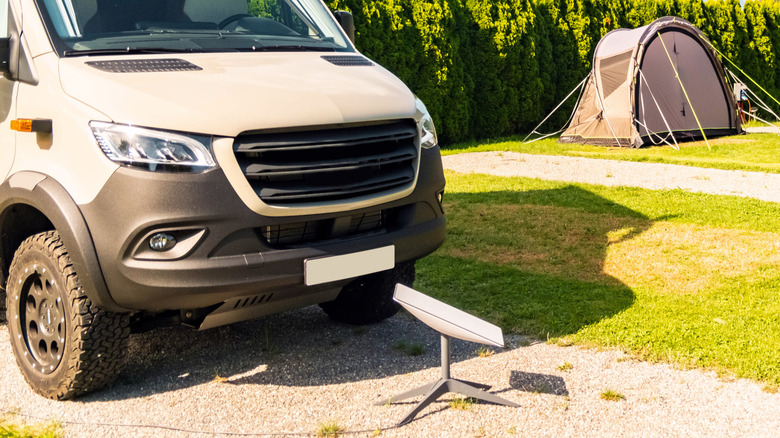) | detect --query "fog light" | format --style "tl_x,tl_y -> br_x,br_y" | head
436,190 -> 445,214
149,233 -> 177,251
